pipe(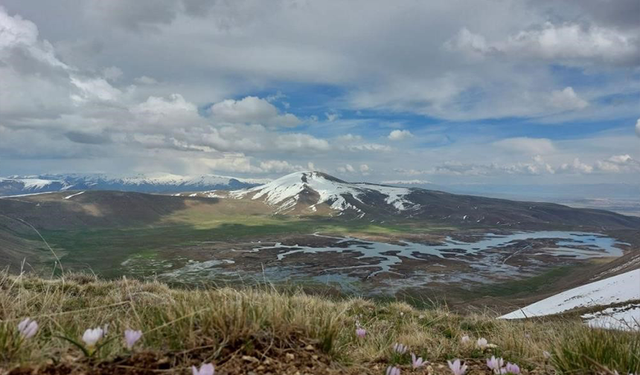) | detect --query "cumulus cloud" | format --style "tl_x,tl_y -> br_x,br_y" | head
557,158 -> 594,174
131,94 -> 201,128
388,129 -> 413,141
595,154 -> 640,173
336,164 -> 356,174
549,87 -> 588,111
207,96 -> 301,128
